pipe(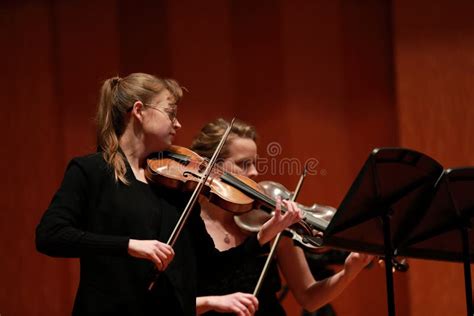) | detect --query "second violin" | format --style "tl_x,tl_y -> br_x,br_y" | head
234,180 -> 336,251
